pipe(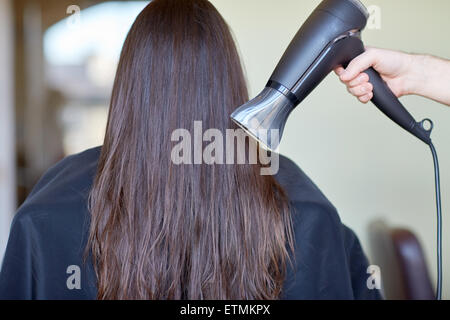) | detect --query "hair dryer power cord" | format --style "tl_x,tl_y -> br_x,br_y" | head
429,141 -> 442,300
